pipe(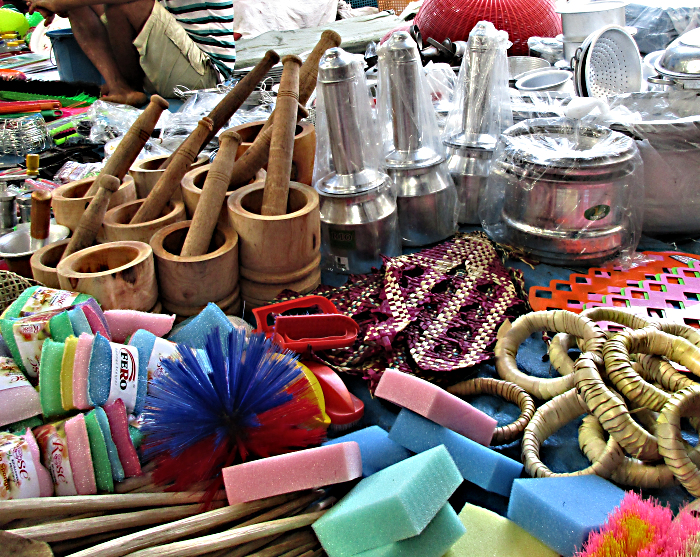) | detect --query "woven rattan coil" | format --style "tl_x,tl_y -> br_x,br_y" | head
657,385 -> 700,497
496,310 -> 606,400
521,387 -> 624,478
0,270 -> 42,315
447,377 -> 535,445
